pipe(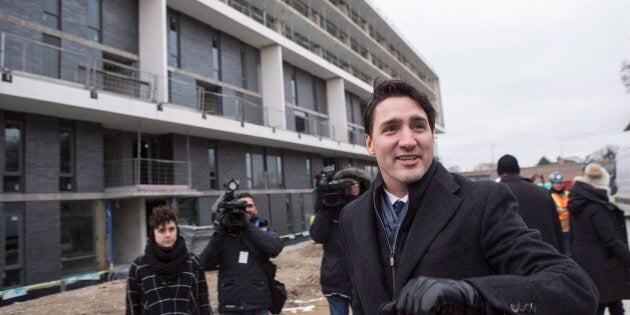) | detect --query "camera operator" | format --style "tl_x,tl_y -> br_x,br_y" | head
310,167 -> 372,315
200,192 -> 283,315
